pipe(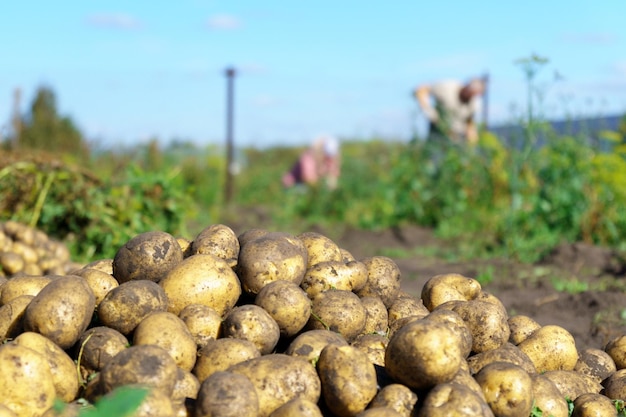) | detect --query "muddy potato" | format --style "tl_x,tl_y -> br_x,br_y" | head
237,232 -> 308,295
602,368 -> 626,400
24,275 -> 95,349
467,342 -> 536,375
0,342 -> 56,417
357,408 -> 404,417
193,338 -> 261,382
574,347 -> 617,384
318,344 -> 377,417
531,373 -> 569,417
126,386 -> 177,417
269,398 -> 323,417
228,354 -> 321,417
517,325 -> 579,373
237,228 -> 272,247
222,304 -> 281,354
81,258 -> 113,275
300,260 -> 367,298
385,317 -> 464,390
351,333 -> 389,367
195,371 -> 259,417
0,274 -> 53,305
426,308 -> 473,359
189,224 -> 240,267
71,267 -> 119,305
285,329 -> 348,364
100,344 -> 179,397
175,236 -> 192,257
572,392 -> 620,417
367,383 -> 417,417
133,311 -> 198,371
113,231 -> 184,283
0,252 -> 24,276
474,362 -> 533,417
14,331 -> 79,402
417,382 -> 493,417
76,326 -> 129,376
98,279 -> 168,335
0,294 -> 33,340
307,289 -> 366,341
297,231 -> 343,268
178,304 -> 222,349
448,362 -> 488,402
255,280 -> 311,338
604,334 -> 626,370
541,370 -> 602,400
160,254 -> 241,316
354,256 -> 401,308
387,294 -> 429,328
360,295 -> 389,335
507,314 -> 541,345
421,273 -> 482,311
340,248 -> 356,263
171,367 -> 200,403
